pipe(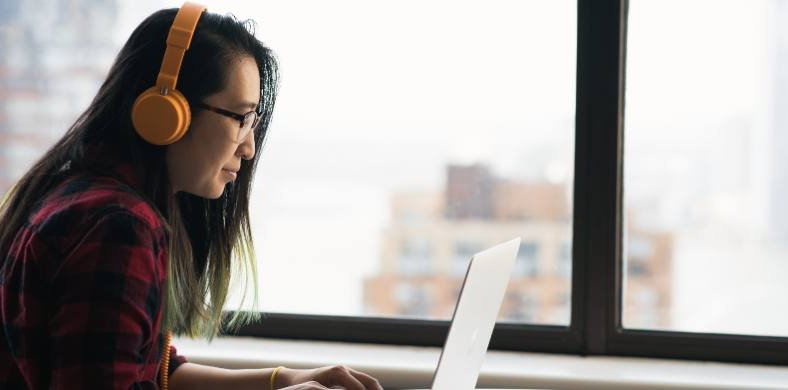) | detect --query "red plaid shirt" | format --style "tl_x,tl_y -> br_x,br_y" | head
0,147 -> 188,389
